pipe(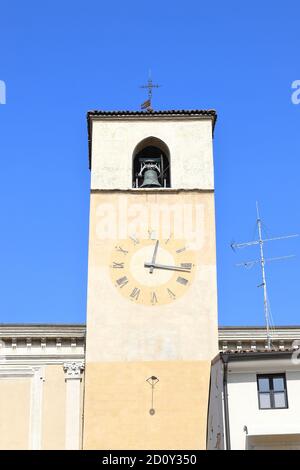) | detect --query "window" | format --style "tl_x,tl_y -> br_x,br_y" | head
257,374 -> 288,409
